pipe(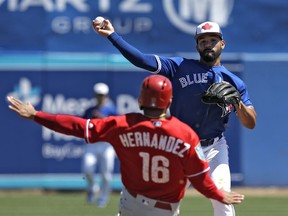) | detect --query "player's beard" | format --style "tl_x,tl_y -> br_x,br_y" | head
200,48 -> 221,63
